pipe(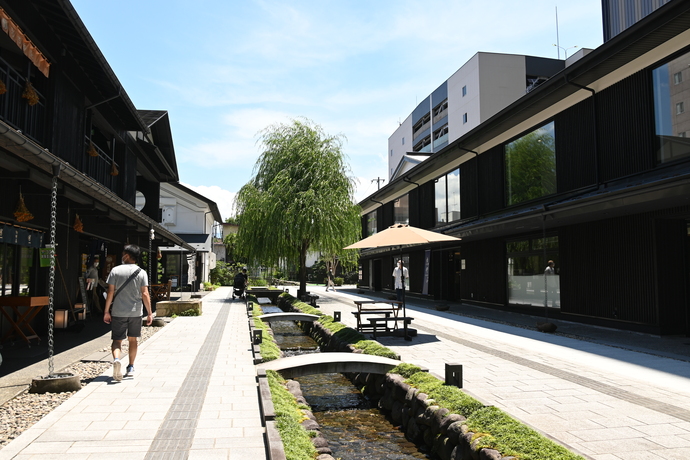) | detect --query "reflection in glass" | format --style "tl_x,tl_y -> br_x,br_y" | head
366,211 -> 377,236
505,122 -> 556,206
434,168 -> 461,225
447,169 -> 460,222
653,50 -> 690,162
506,237 -> 559,308
394,194 -> 409,225
435,175 -> 446,224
